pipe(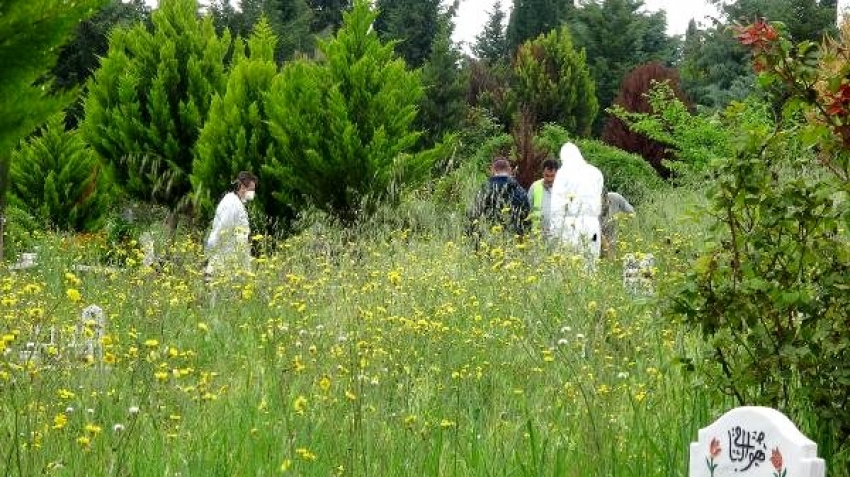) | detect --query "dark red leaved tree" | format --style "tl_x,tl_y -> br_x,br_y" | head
602,62 -> 693,178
